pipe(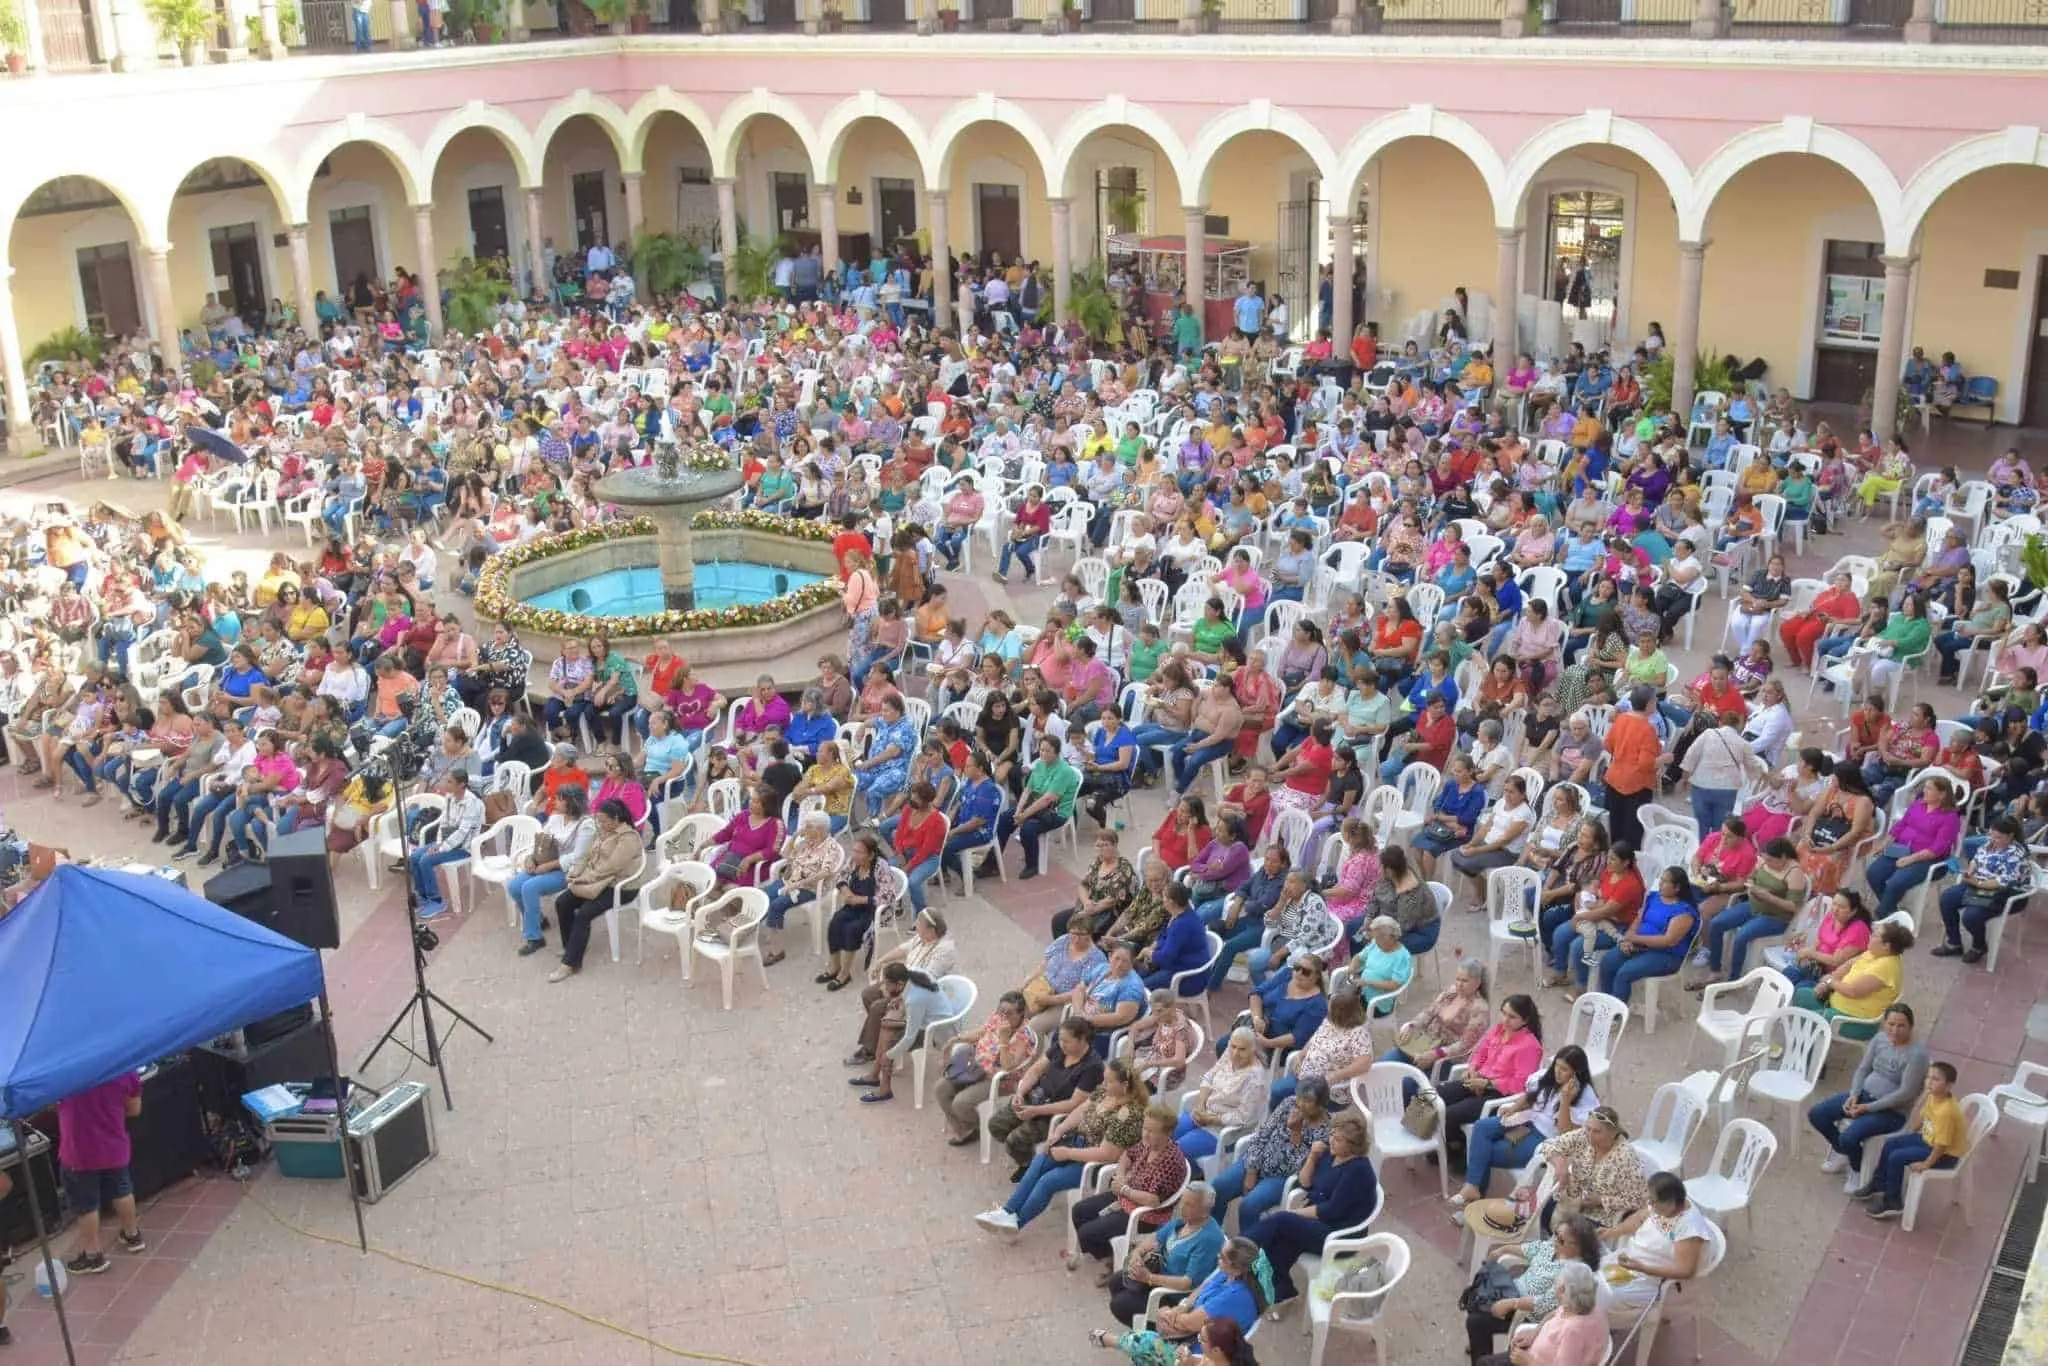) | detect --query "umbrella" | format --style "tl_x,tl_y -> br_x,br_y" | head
185,424 -> 248,464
